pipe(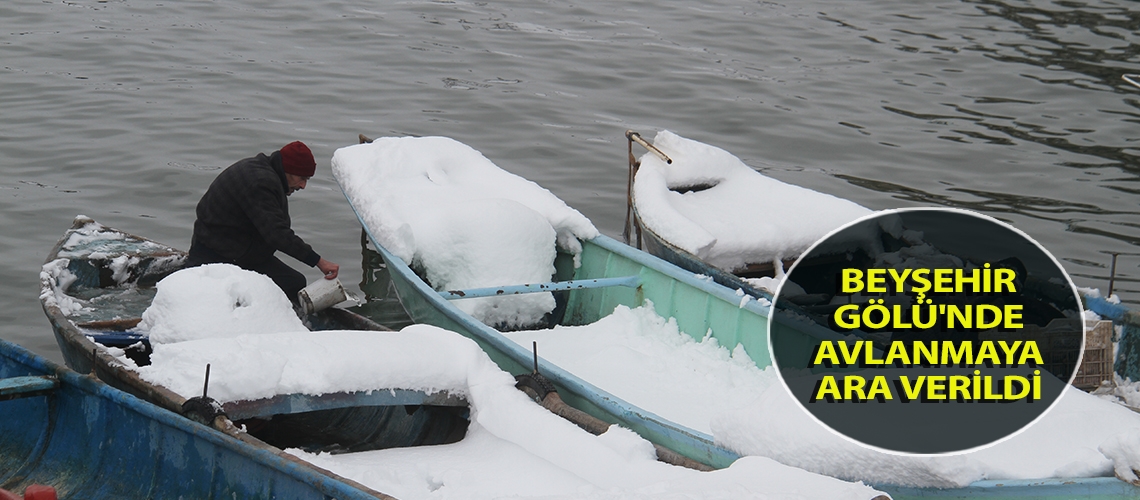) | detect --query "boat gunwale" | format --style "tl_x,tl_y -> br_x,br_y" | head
631,203 -> 773,298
